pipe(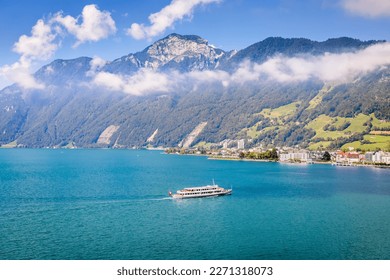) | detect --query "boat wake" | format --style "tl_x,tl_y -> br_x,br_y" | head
144,197 -> 172,201
75,196 -> 172,205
